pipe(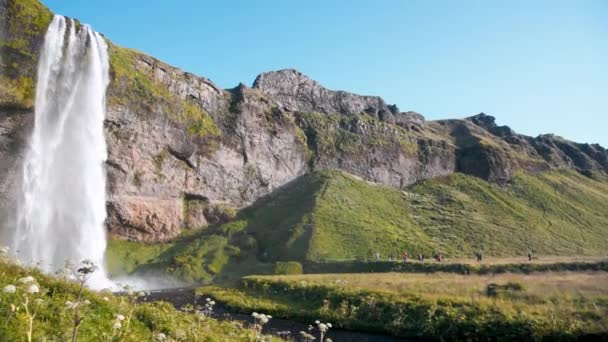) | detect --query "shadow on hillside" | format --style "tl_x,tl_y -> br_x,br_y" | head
123,172 -> 328,285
